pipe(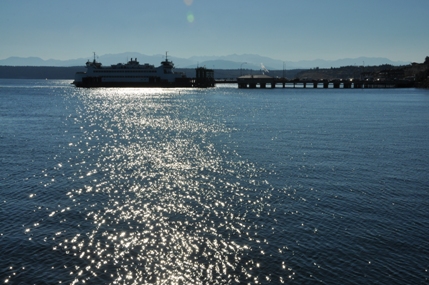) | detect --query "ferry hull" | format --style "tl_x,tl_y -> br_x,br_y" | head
73,81 -> 195,88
